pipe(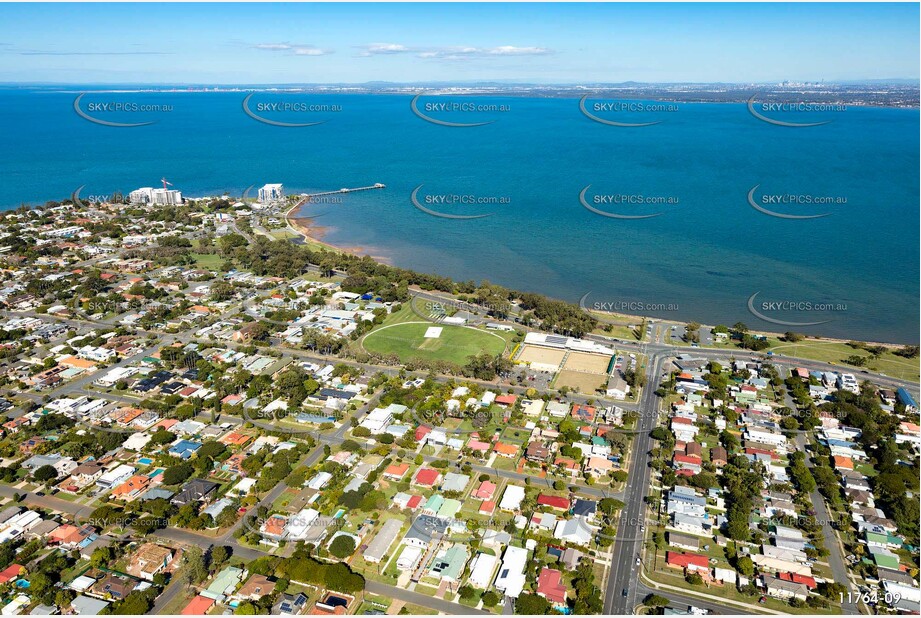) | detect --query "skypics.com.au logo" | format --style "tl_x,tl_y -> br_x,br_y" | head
410,94 -> 509,127
242,93 -> 342,127
73,93 -> 173,127
579,95 -> 677,127
747,94 -> 845,128
747,185 -> 845,219
579,185 -> 678,219
747,291 -> 847,327
410,185 -> 507,219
